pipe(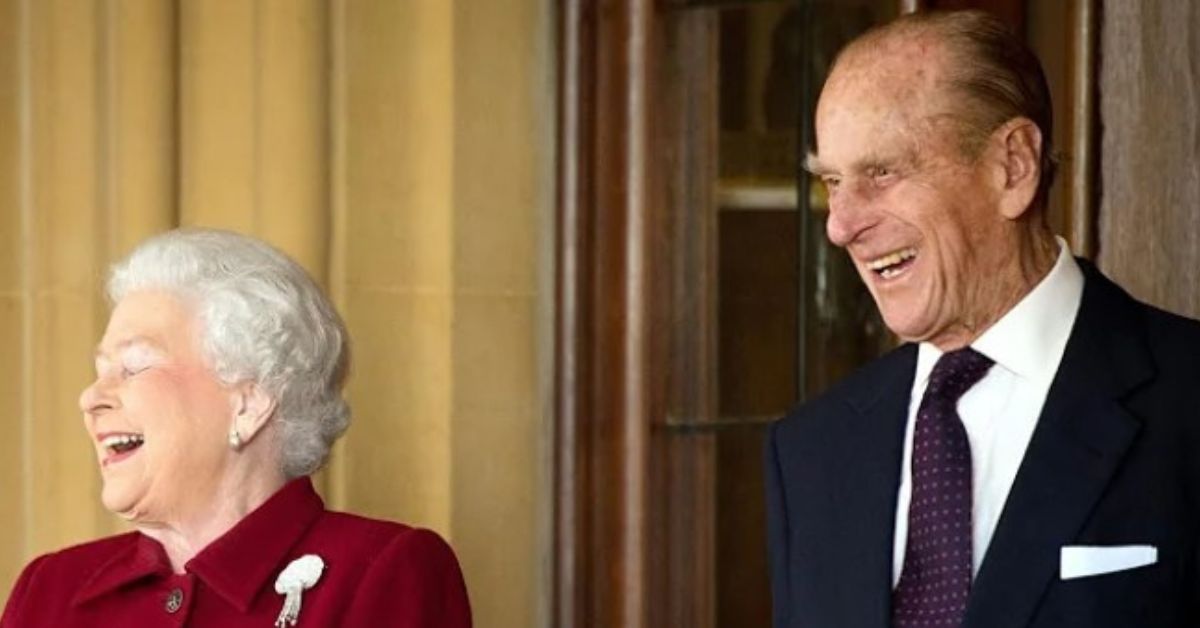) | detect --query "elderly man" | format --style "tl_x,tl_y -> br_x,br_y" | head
765,10 -> 1200,628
